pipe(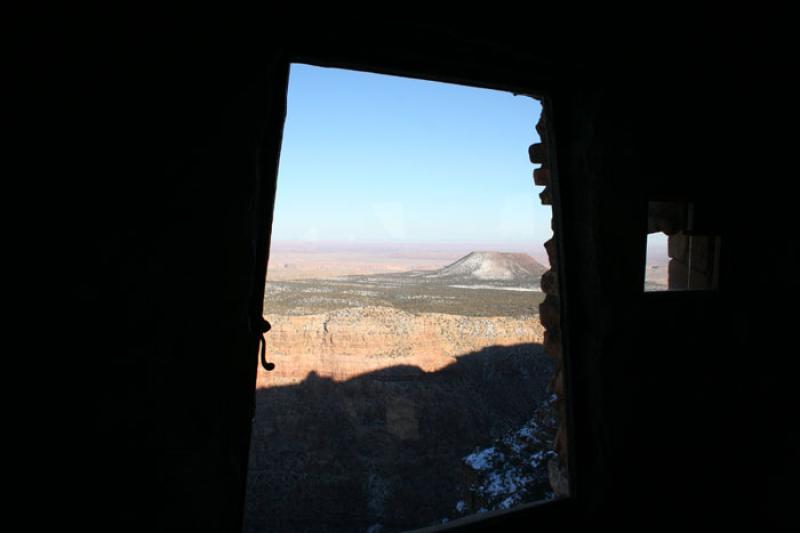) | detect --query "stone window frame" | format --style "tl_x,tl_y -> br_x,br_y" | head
646,200 -> 722,292
252,58 -> 575,530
